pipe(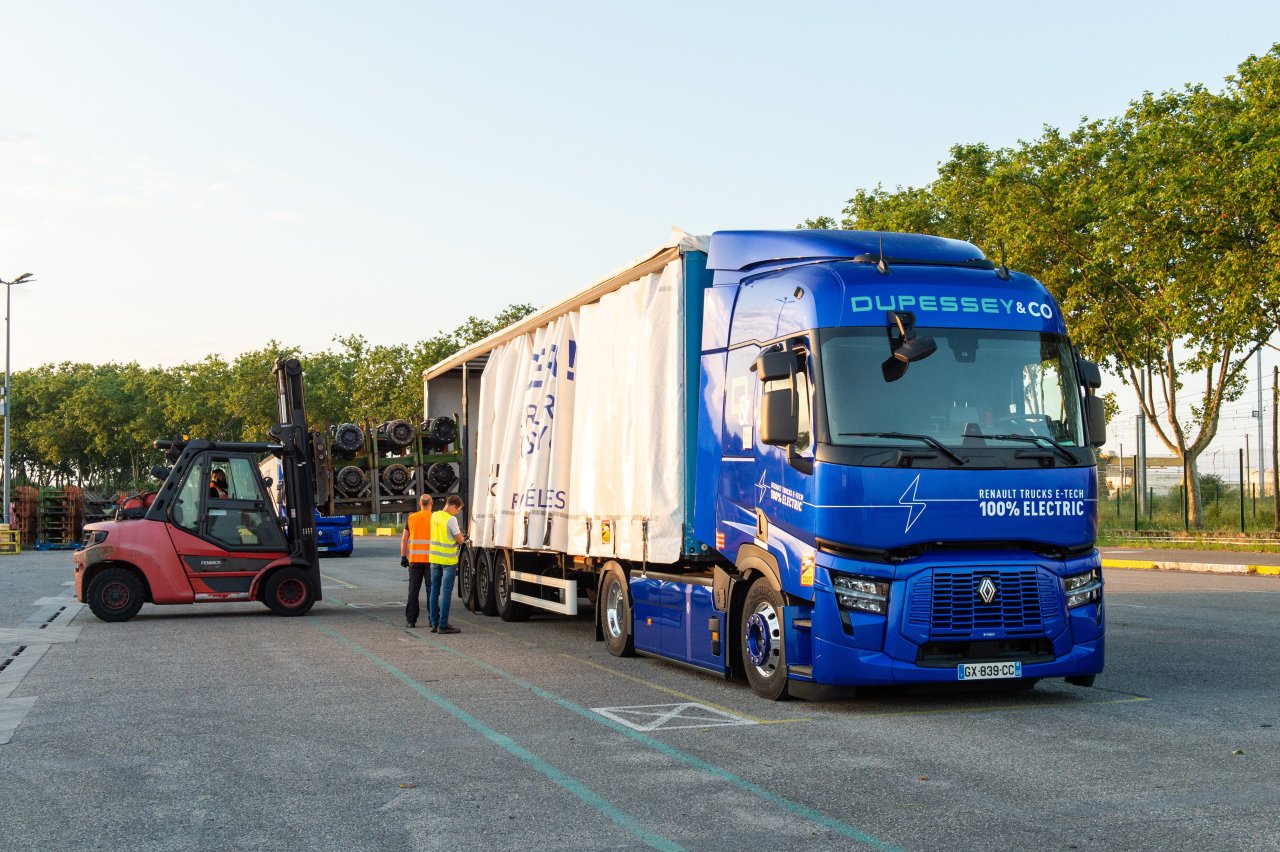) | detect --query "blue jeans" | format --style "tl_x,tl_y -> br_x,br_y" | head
428,564 -> 457,628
